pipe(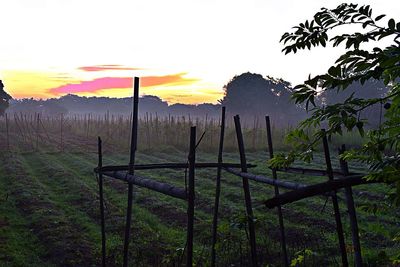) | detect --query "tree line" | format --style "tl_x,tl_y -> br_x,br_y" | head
1,73 -> 388,128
